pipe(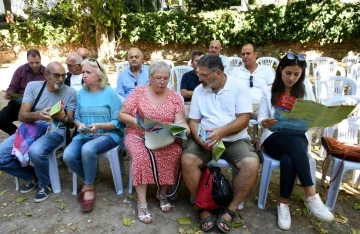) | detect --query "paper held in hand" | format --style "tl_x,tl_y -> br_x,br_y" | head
197,123 -> 226,162
270,93 -> 357,132
49,101 -> 64,117
136,108 -> 187,140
